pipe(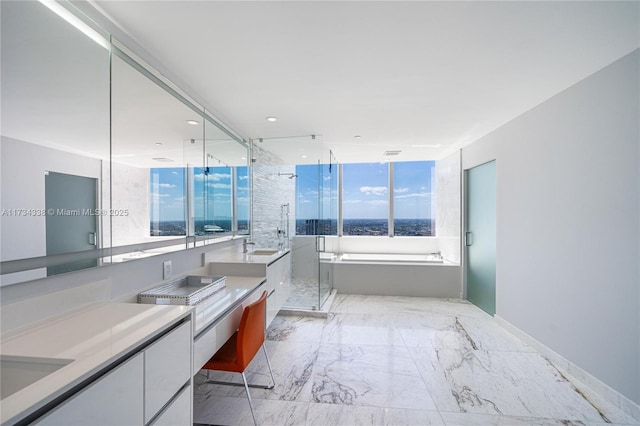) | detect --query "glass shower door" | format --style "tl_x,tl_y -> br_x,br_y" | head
318,151 -> 337,308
